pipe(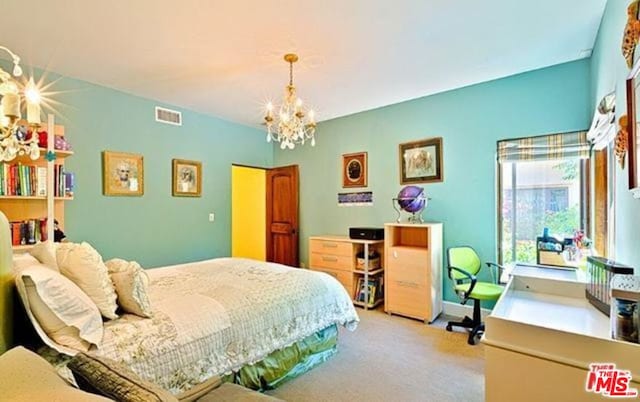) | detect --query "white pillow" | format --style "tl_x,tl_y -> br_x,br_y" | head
14,265 -> 104,354
56,242 -> 119,320
29,241 -> 59,271
12,253 -> 39,271
105,259 -> 152,318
